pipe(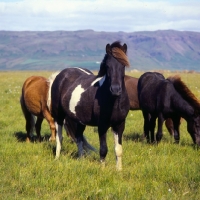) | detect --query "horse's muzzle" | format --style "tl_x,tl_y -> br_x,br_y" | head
110,85 -> 122,96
